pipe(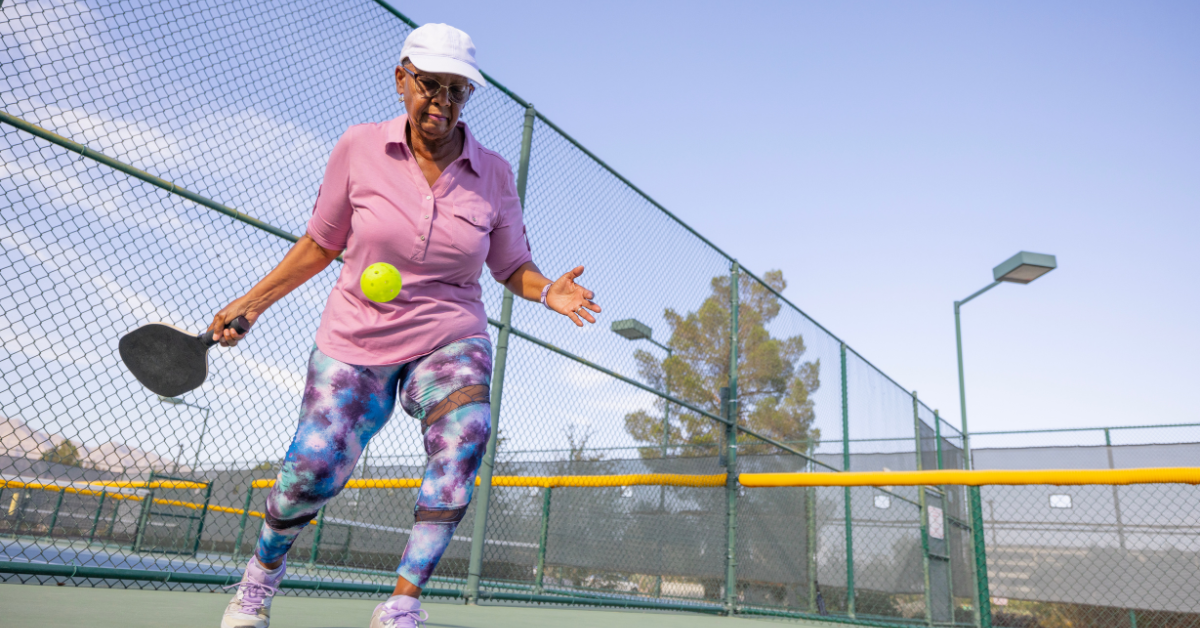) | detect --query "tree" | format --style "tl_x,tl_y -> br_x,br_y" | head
564,423 -> 605,466
41,440 -> 82,467
624,270 -> 821,457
